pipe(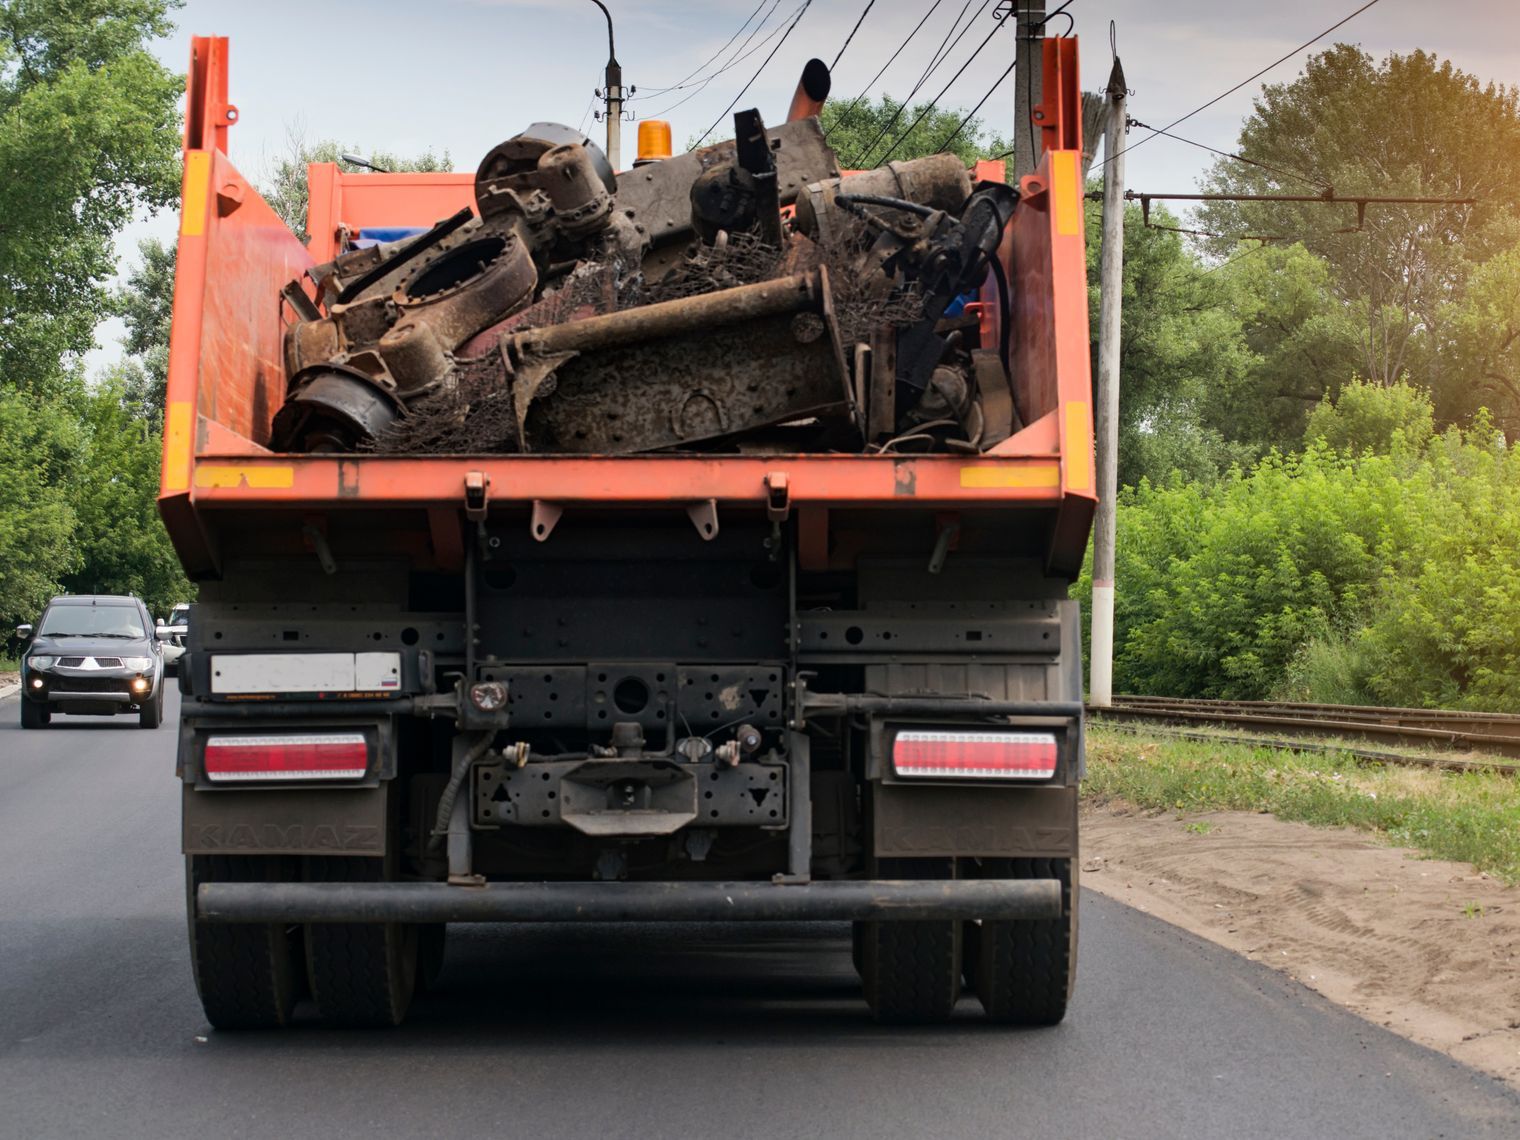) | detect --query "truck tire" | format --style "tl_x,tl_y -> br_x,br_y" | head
304,856 -> 417,1027
968,857 -> 1078,1026
139,689 -> 164,729
187,855 -> 301,1029
20,700 -> 49,729
416,923 -> 448,993
860,918 -> 962,1023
